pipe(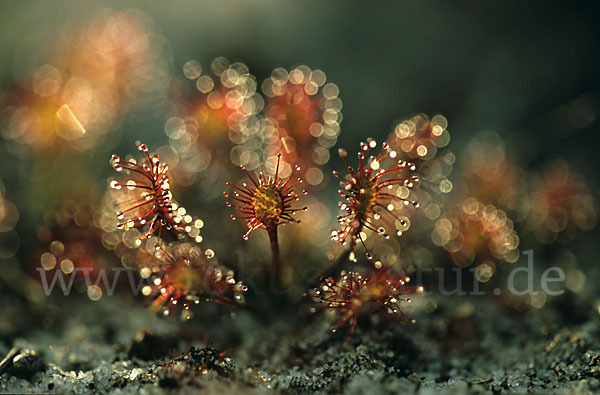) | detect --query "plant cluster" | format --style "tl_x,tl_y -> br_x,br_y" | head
110,135 -> 423,333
